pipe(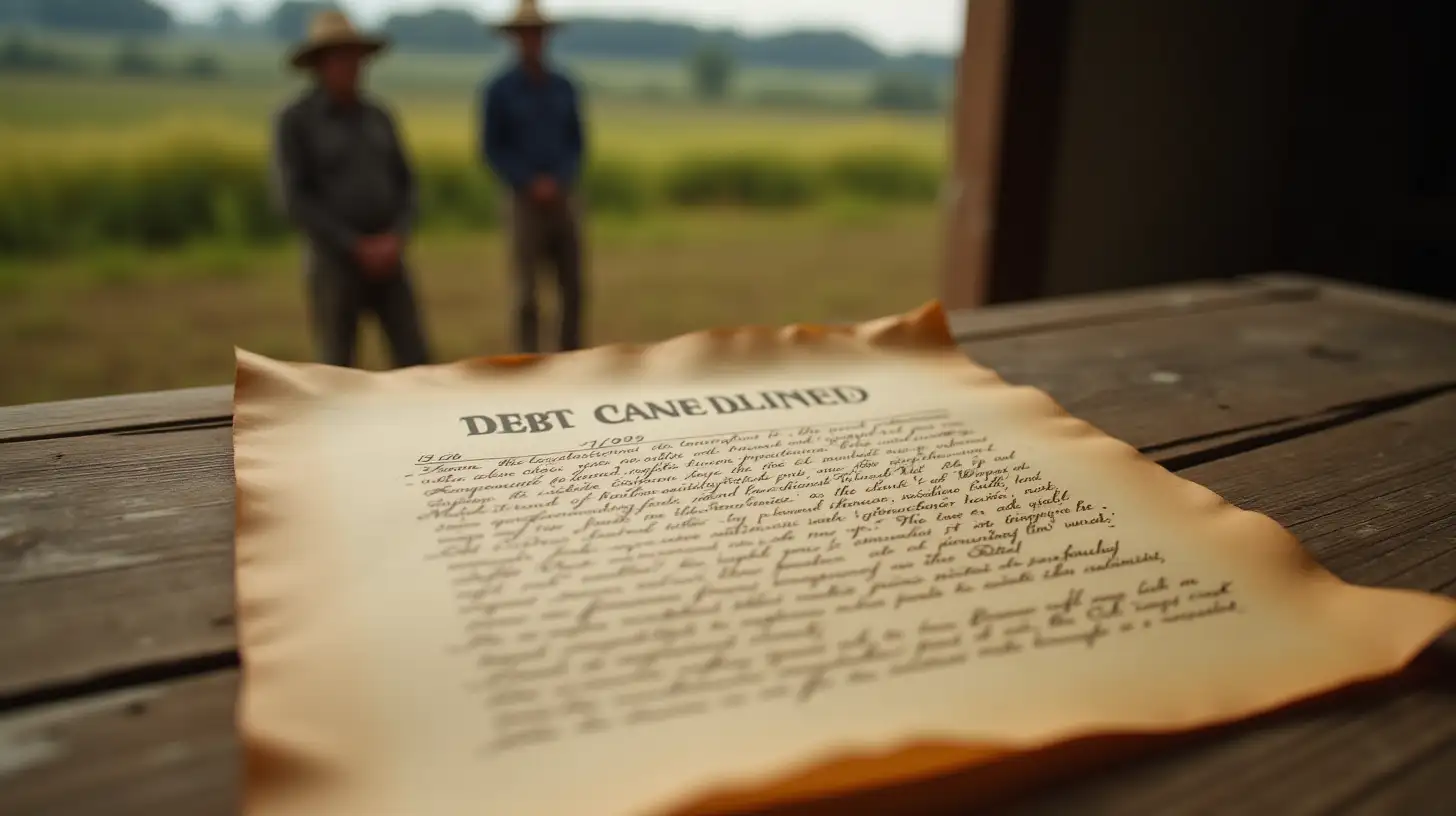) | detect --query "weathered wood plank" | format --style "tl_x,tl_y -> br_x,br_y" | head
963,294 -> 1456,454
1006,649 -> 1456,815
947,276 -> 1315,340
1182,399 -> 1456,595
0,386 -> 233,444
3,392 -> 1454,815
0,278 -> 1311,443
0,429 -> 238,701
997,393 -> 1456,814
0,673 -> 238,816
1251,271 -> 1456,326
1334,737 -> 1456,816
3,293 -> 1455,700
